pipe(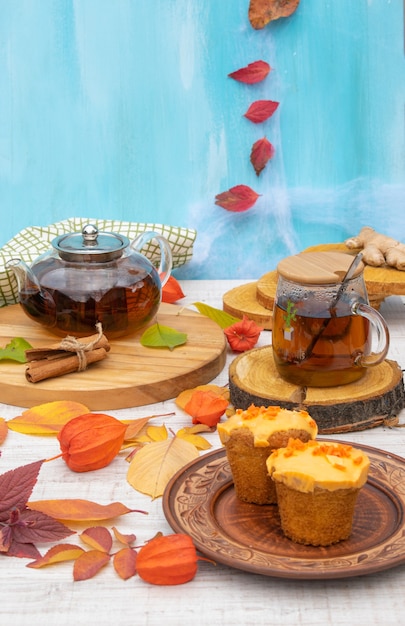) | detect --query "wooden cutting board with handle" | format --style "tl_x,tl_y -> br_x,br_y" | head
0,303 -> 226,409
